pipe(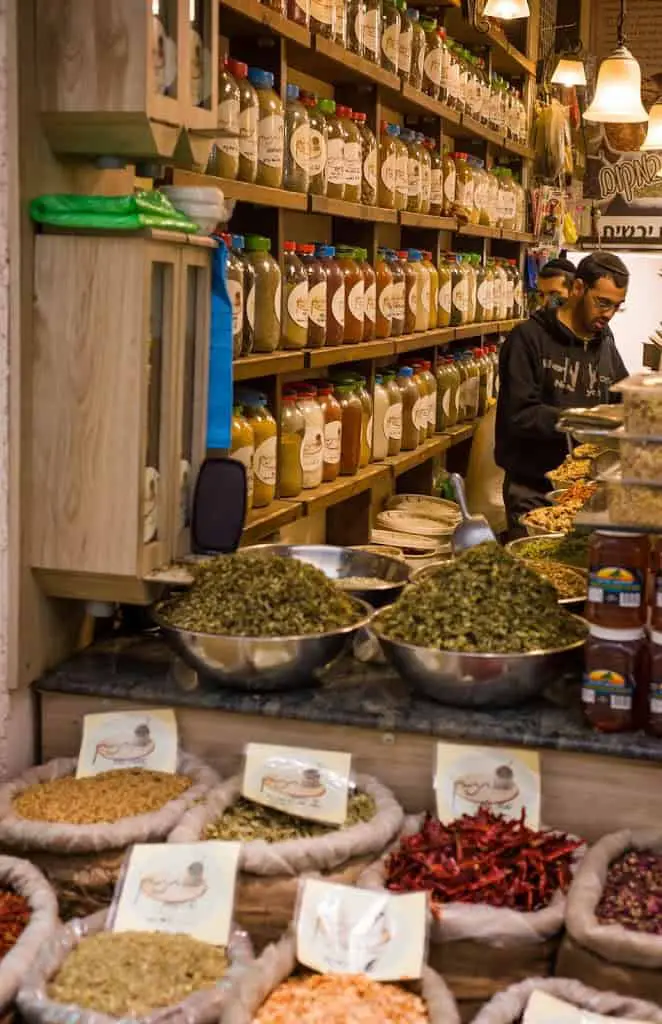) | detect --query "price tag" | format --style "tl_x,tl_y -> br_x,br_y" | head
296,879 -> 427,981
242,743 -> 351,826
434,742 -> 541,827
523,991 -> 651,1024
76,708 -> 178,778
111,842 -> 240,946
